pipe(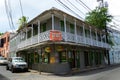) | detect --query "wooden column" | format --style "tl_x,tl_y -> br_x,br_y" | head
52,13 -> 54,30
64,15 -> 67,41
